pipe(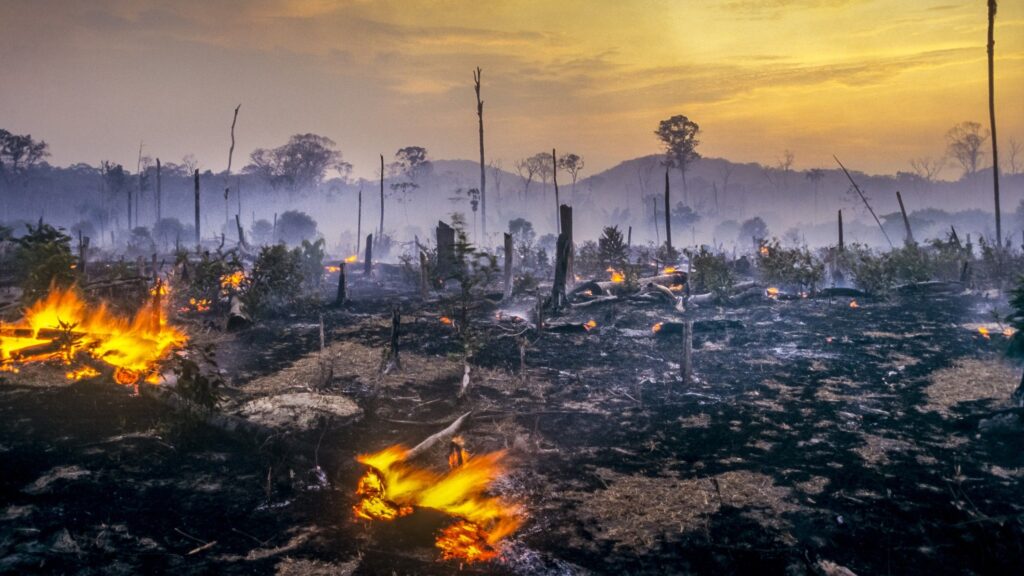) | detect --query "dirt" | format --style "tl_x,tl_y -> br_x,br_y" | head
2,289 -> 1023,575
